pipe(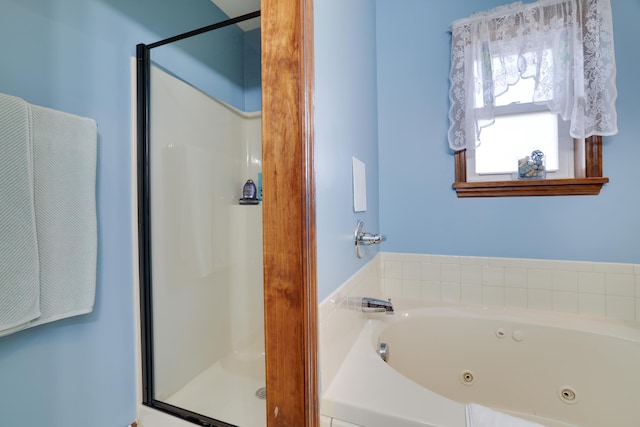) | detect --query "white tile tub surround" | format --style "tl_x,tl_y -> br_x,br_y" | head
380,253 -> 640,321
320,255 -> 638,373
319,255 -> 639,373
